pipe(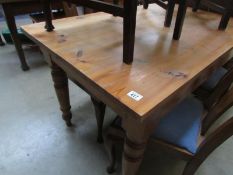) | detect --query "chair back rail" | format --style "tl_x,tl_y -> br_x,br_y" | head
204,66 -> 233,110
192,0 -> 233,30
202,87 -> 233,135
183,116 -> 233,175
223,57 -> 233,70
